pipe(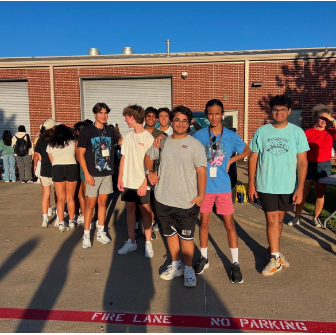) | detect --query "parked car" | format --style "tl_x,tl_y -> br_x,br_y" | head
191,112 -> 238,203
